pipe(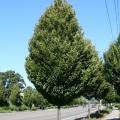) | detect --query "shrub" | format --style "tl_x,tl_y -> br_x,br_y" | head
19,104 -> 28,111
